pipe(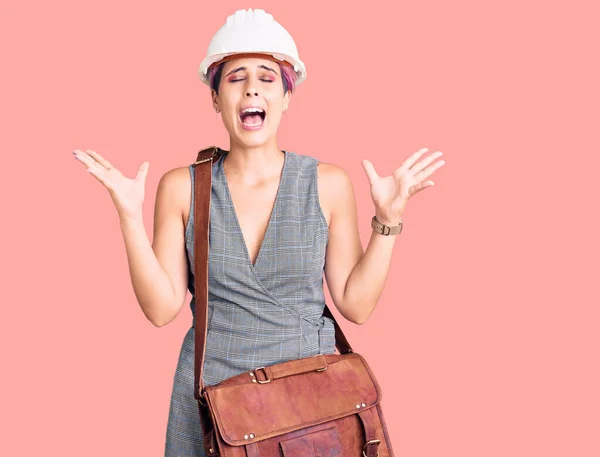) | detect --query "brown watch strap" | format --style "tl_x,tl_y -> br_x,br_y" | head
371,215 -> 403,235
